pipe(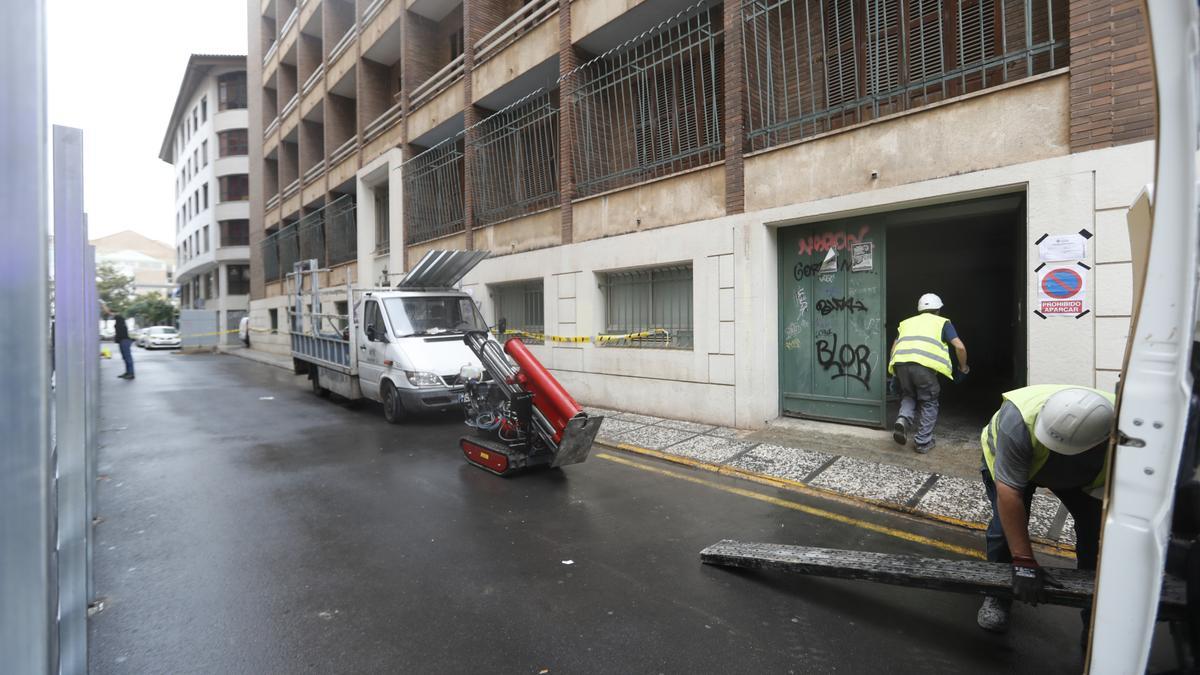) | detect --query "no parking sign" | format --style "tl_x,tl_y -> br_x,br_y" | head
1038,265 -> 1087,315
